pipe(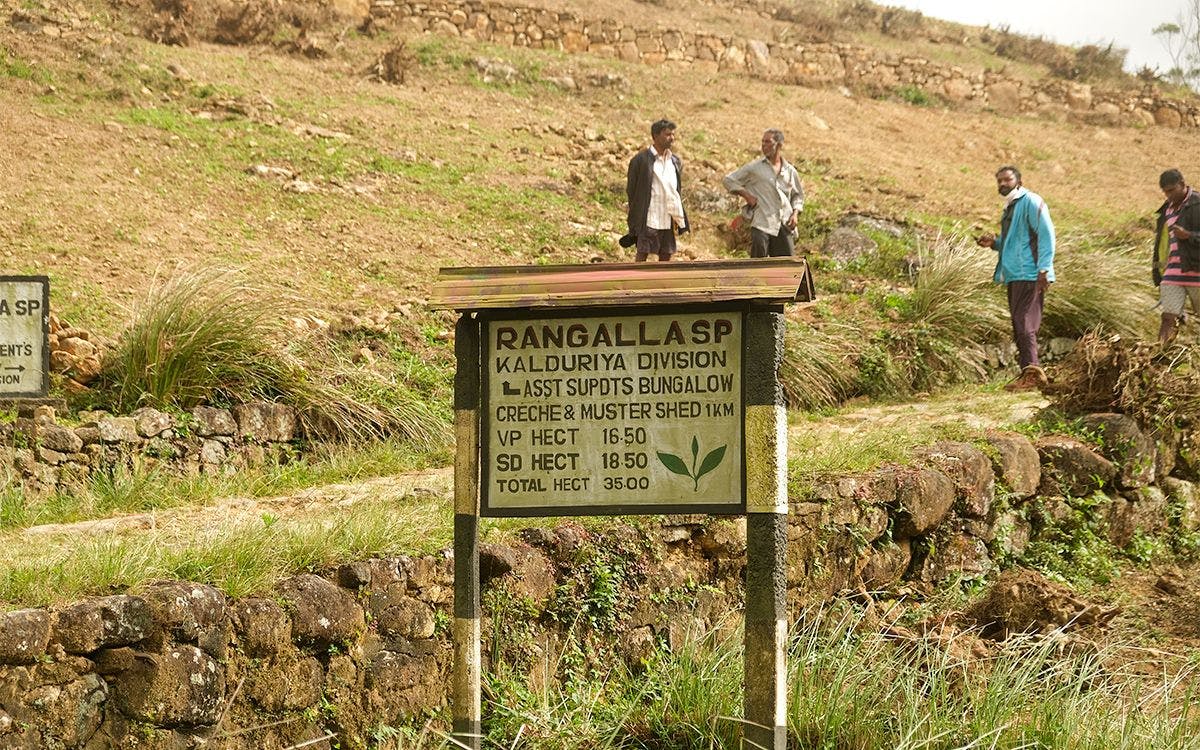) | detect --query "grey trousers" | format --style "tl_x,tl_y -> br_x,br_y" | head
1007,280 -> 1044,368
750,227 -> 794,258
